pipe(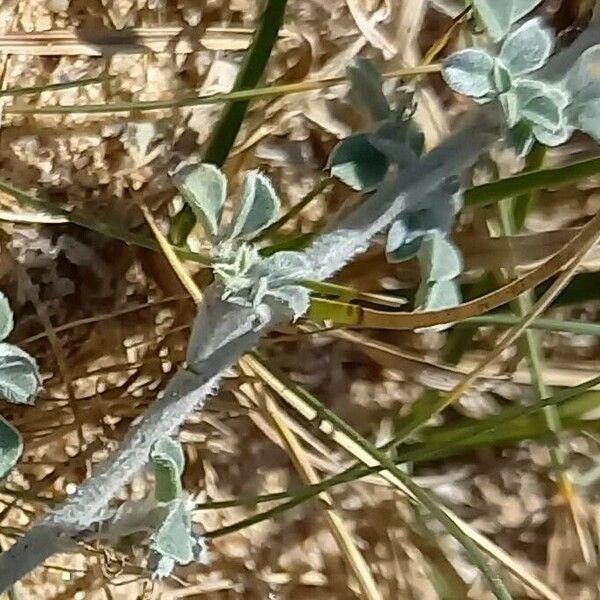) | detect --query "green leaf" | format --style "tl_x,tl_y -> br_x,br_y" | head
0,415 -> 22,480
499,17 -> 554,75
418,233 -> 463,283
0,343 -> 41,405
473,0 -> 543,40
577,98 -> 600,141
328,134 -> 388,191
0,292 -> 14,342
415,279 -> 462,311
442,49 -> 496,98
172,163 -> 227,240
227,171 -> 280,240
507,122 -> 536,156
150,499 -> 194,568
347,58 -> 391,123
